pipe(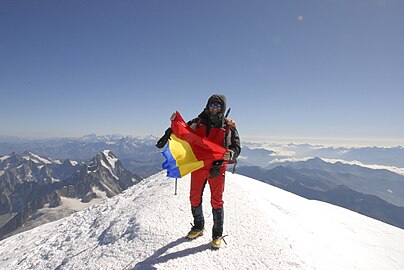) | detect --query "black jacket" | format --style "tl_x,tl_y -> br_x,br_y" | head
187,94 -> 241,162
